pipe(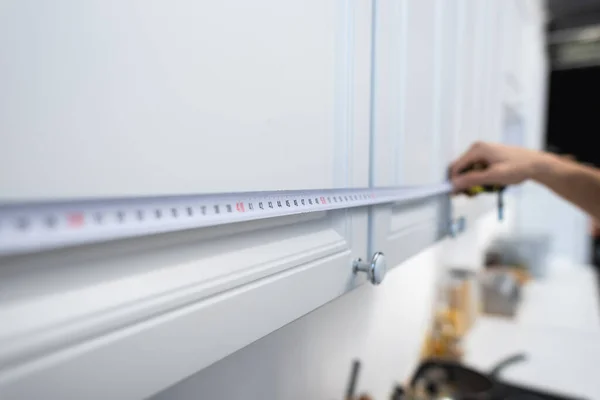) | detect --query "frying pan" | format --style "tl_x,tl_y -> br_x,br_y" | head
409,354 -> 527,400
